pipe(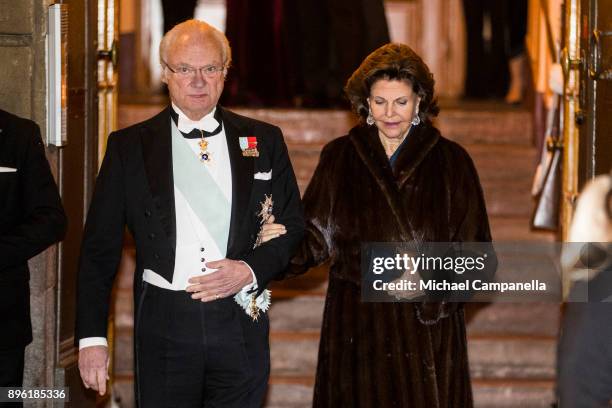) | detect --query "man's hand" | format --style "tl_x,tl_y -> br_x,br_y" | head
78,345 -> 109,395
186,259 -> 253,302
